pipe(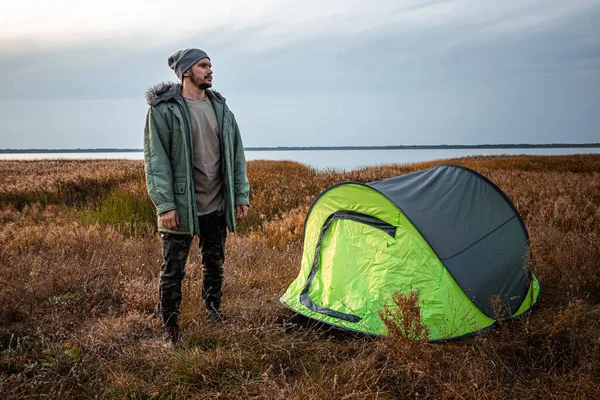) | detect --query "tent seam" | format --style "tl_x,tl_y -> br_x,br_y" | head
440,216 -> 517,261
